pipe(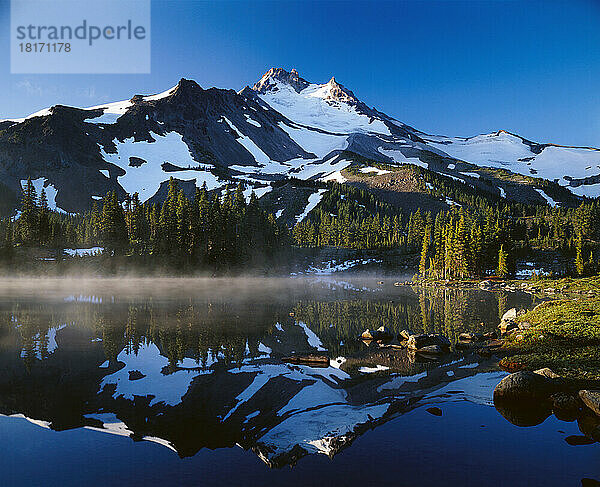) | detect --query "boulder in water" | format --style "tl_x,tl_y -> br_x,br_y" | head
399,329 -> 413,341
579,390 -> 600,417
493,370 -> 560,403
407,334 -> 450,353
376,325 -> 393,340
